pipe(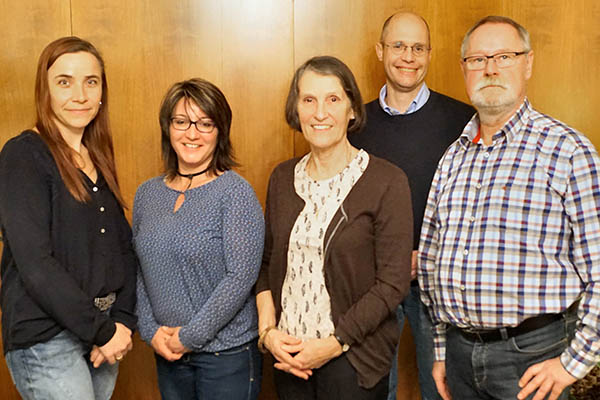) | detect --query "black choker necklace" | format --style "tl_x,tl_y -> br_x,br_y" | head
176,166 -> 210,180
